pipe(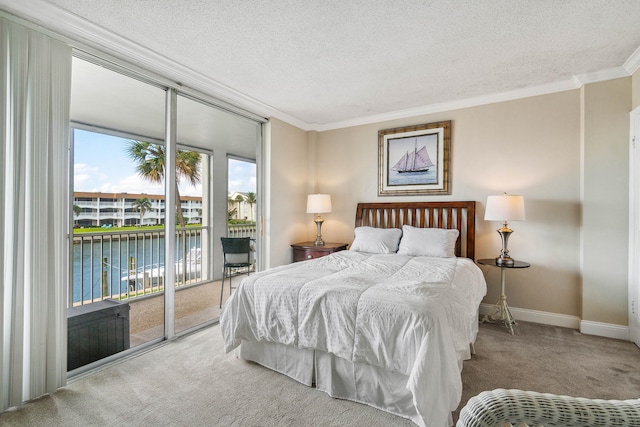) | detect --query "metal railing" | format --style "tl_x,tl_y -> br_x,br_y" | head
71,227 -> 207,306
71,224 -> 258,307
227,223 -> 257,238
